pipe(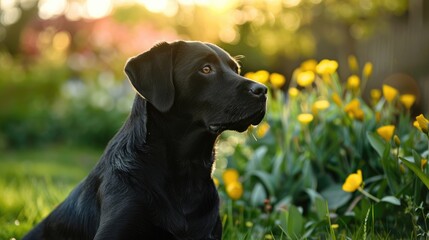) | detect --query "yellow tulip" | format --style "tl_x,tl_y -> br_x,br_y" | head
313,100 -> 330,111
316,59 -> 338,75
347,75 -> 360,90
344,98 -> 364,121
394,135 -> 401,147
332,93 -> 342,106
300,59 -> 317,72
353,109 -> 365,121
344,99 -> 360,114
288,87 -> 299,98
414,120 -> 422,131
348,55 -> 359,73
382,84 -> 398,103
370,89 -> 381,102
399,94 -> 416,109
222,169 -> 239,186
298,113 -> 314,125
342,169 -> 363,192
297,71 -> 315,87
269,73 -> 286,88
244,72 -> 255,80
256,122 -> 270,138
421,159 -> 428,169
245,70 -> 269,84
226,181 -> 243,200
363,62 -> 373,78
416,114 -> 429,134
344,99 -> 364,121
376,125 -> 395,141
